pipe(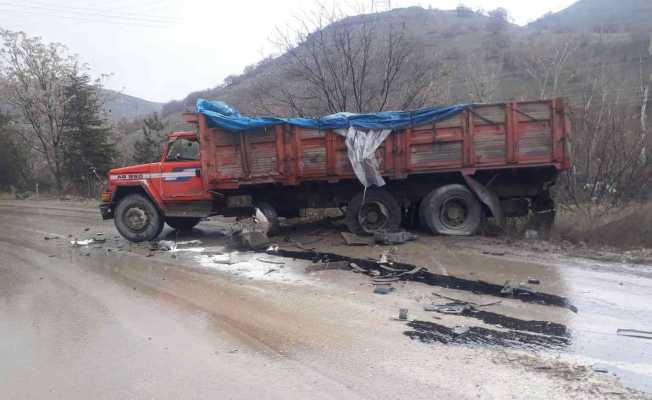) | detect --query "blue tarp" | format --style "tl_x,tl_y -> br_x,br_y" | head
196,99 -> 469,132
